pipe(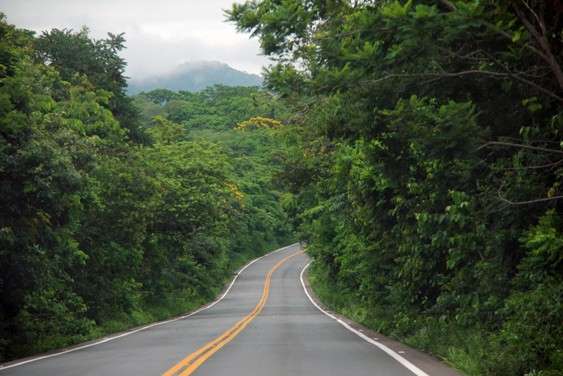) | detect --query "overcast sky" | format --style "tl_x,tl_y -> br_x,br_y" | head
0,0 -> 268,79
